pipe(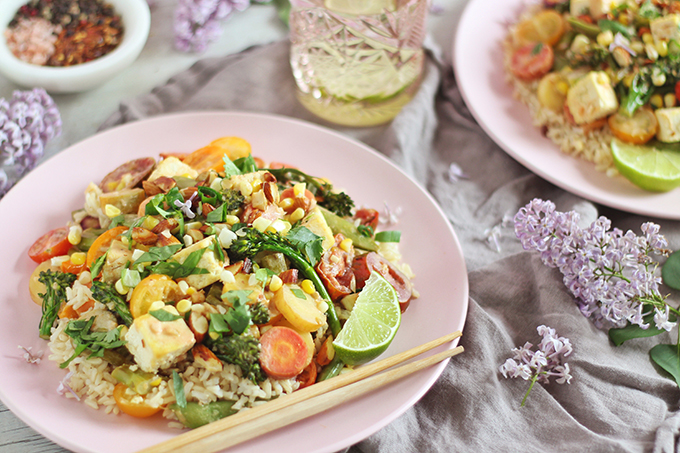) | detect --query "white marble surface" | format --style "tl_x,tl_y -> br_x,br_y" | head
0,0 -> 467,451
